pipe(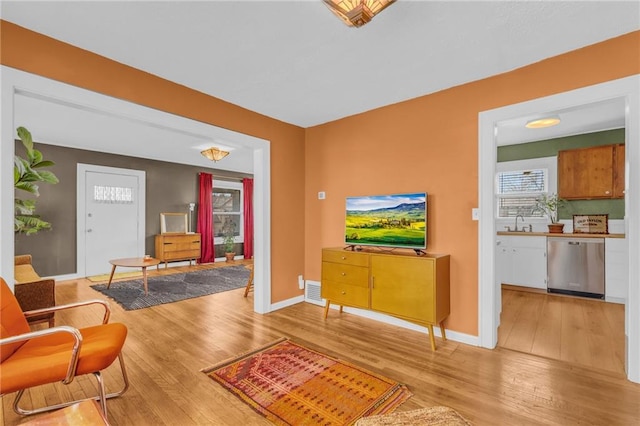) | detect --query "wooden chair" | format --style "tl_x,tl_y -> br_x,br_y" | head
243,263 -> 254,297
14,255 -> 56,327
0,277 -> 129,419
